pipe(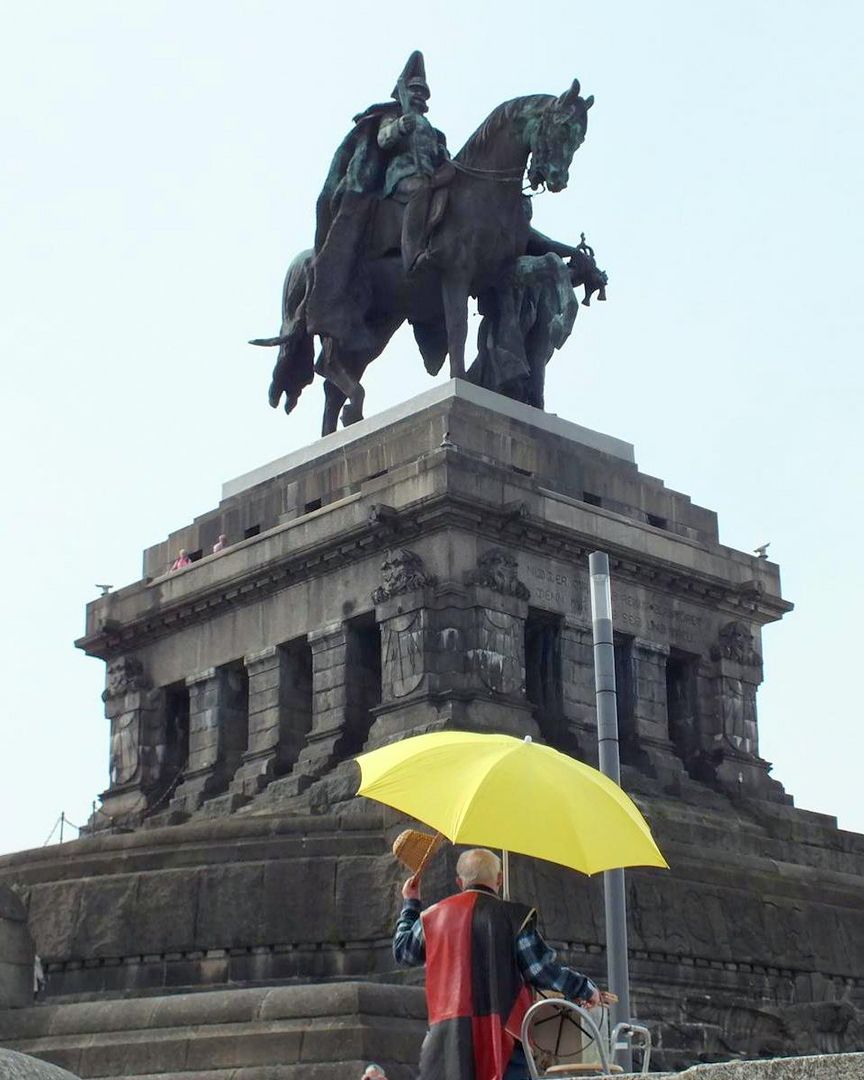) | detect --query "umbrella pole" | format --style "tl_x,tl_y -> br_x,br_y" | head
589,551 -> 634,1074
502,849 -> 510,900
